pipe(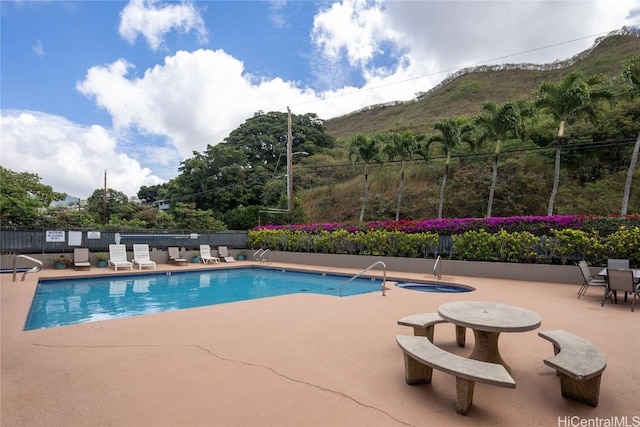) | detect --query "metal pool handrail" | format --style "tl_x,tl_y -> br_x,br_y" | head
253,249 -> 265,260
13,255 -> 43,282
339,261 -> 387,297
259,249 -> 272,265
434,255 -> 442,280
